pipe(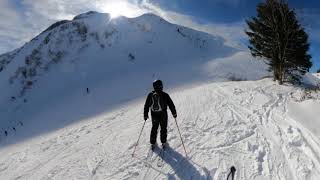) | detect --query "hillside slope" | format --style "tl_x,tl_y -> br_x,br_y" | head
0,79 -> 320,179
0,12 -> 266,143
